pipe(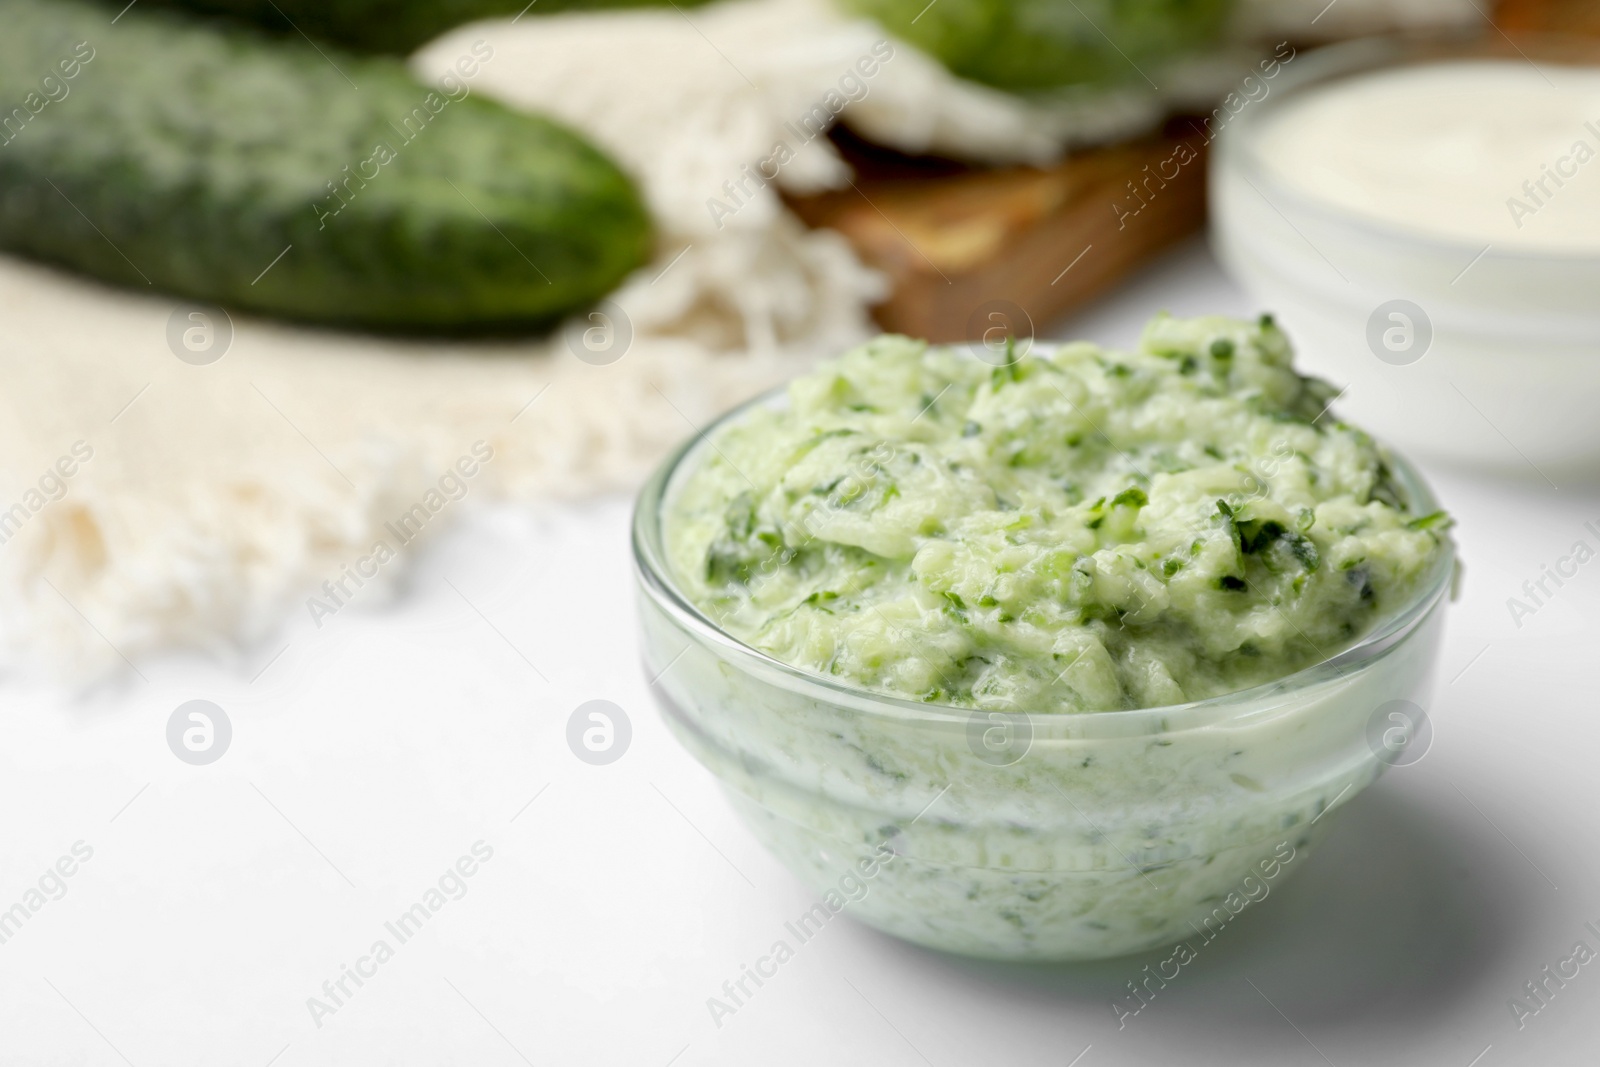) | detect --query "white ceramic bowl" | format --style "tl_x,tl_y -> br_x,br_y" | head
1211,35 -> 1600,481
